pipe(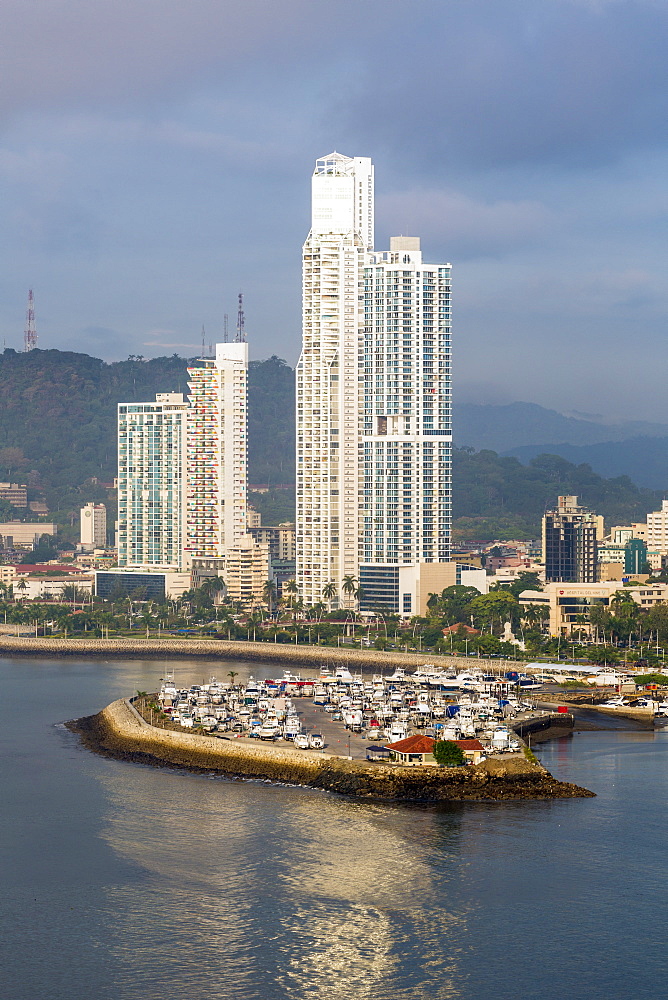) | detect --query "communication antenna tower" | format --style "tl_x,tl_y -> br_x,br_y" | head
236,292 -> 246,343
223,313 -> 229,343
24,289 -> 37,352
201,324 -> 206,355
